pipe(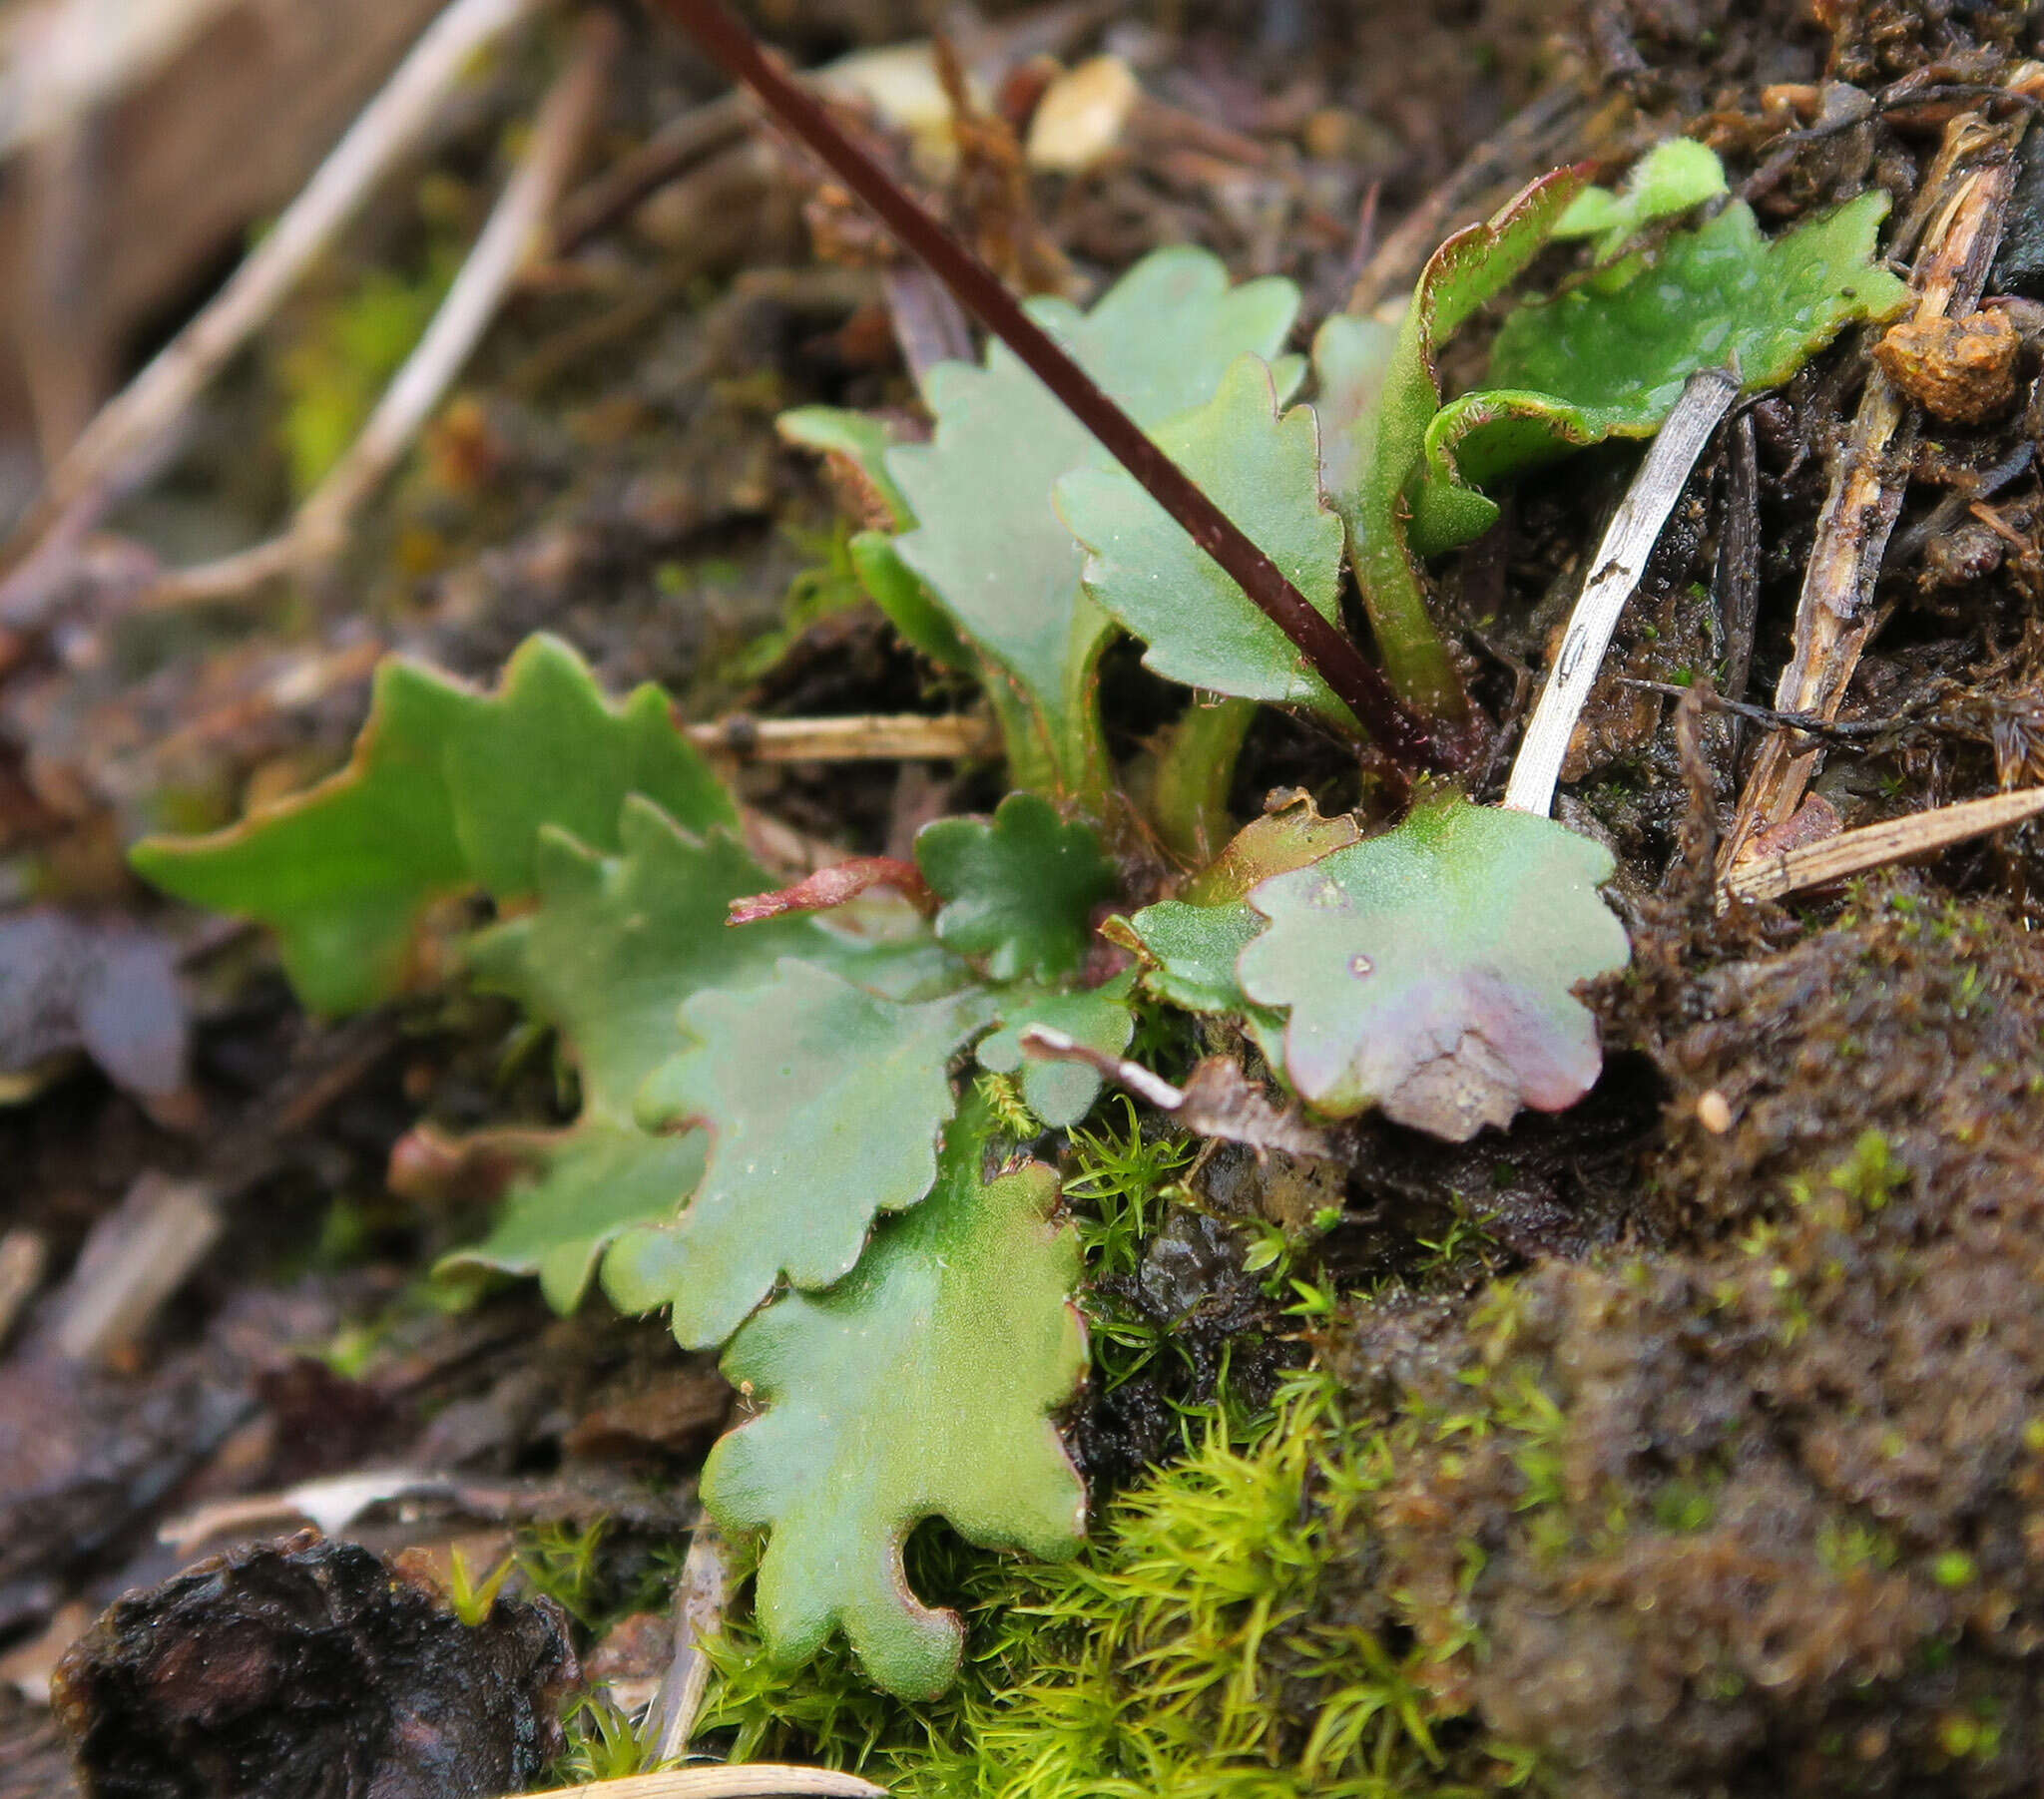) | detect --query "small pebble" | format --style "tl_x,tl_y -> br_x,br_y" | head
1025,56 -> 1139,173
1697,1090 -> 1734,1134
